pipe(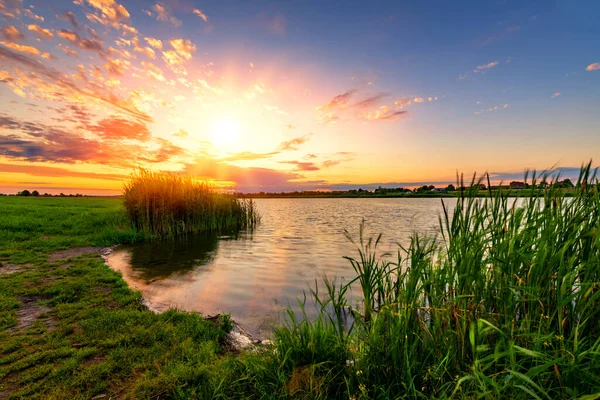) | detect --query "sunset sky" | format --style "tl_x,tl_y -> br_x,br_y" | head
1,0 -> 599,194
